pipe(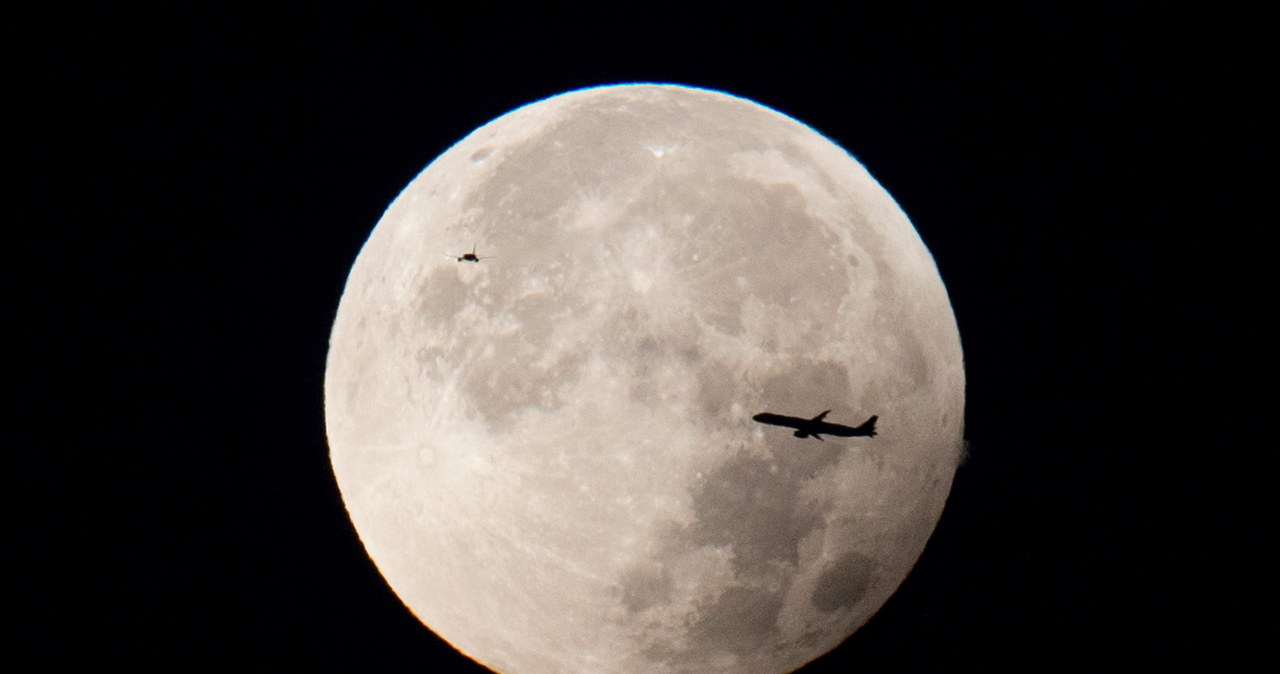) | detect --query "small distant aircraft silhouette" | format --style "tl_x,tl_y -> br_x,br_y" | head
752,410 -> 878,441
447,244 -> 494,262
